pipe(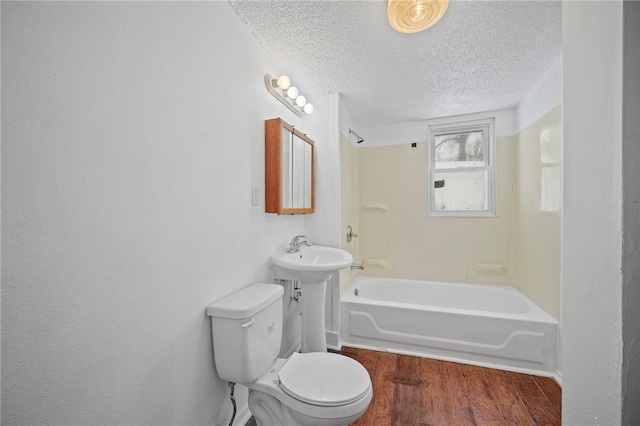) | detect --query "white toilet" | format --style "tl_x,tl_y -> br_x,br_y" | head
206,283 -> 373,426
